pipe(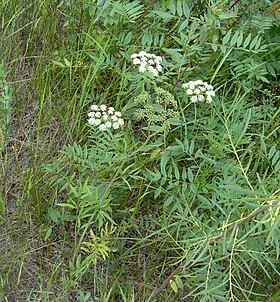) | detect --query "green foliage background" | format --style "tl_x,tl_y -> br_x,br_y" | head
0,0 -> 279,301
